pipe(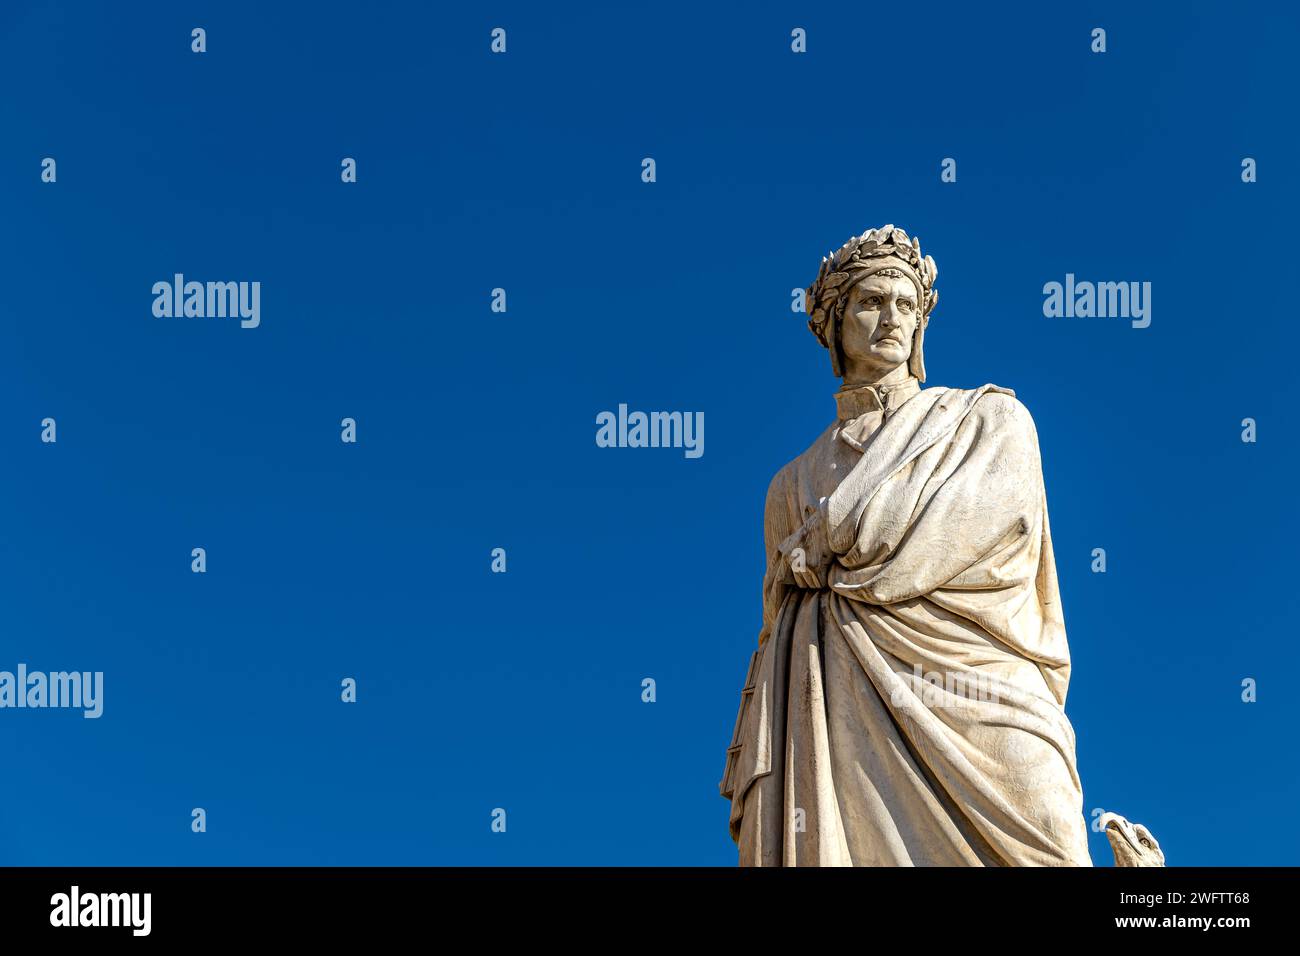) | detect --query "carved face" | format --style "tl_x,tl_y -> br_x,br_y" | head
839,273 -> 918,377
